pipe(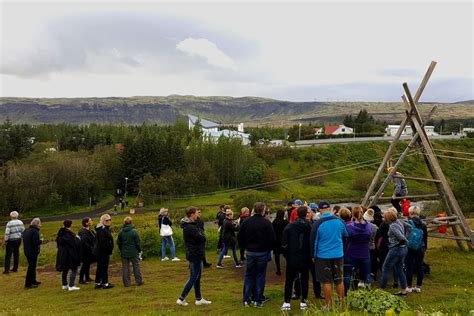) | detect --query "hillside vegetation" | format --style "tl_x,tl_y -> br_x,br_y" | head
1,96 -> 473,125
